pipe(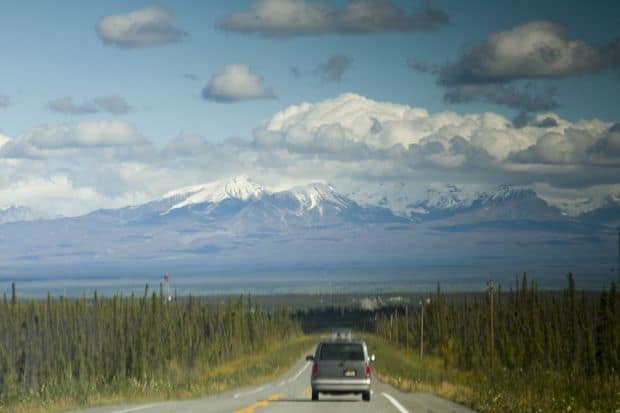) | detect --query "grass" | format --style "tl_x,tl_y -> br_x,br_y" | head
363,335 -> 620,413
0,335 -> 318,413
363,335 -> 475,406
